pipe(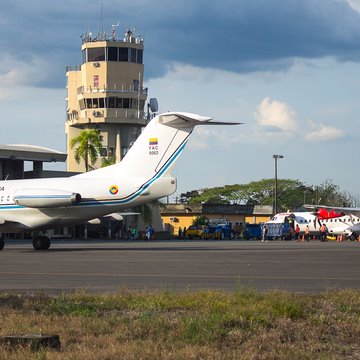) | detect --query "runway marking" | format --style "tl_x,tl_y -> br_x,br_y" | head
0,272 -> 358,281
